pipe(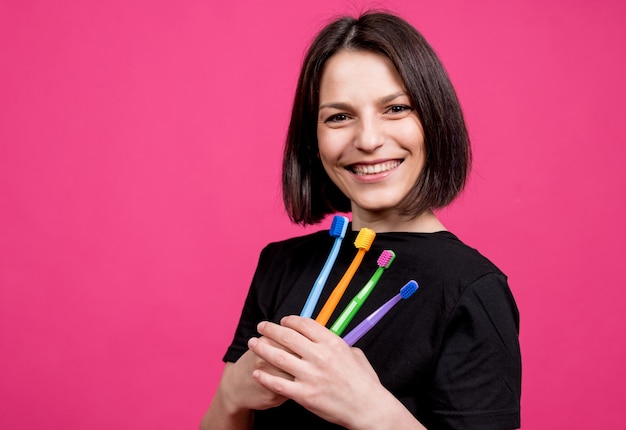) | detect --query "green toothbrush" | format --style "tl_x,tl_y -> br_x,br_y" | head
330,250 -> 396,336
